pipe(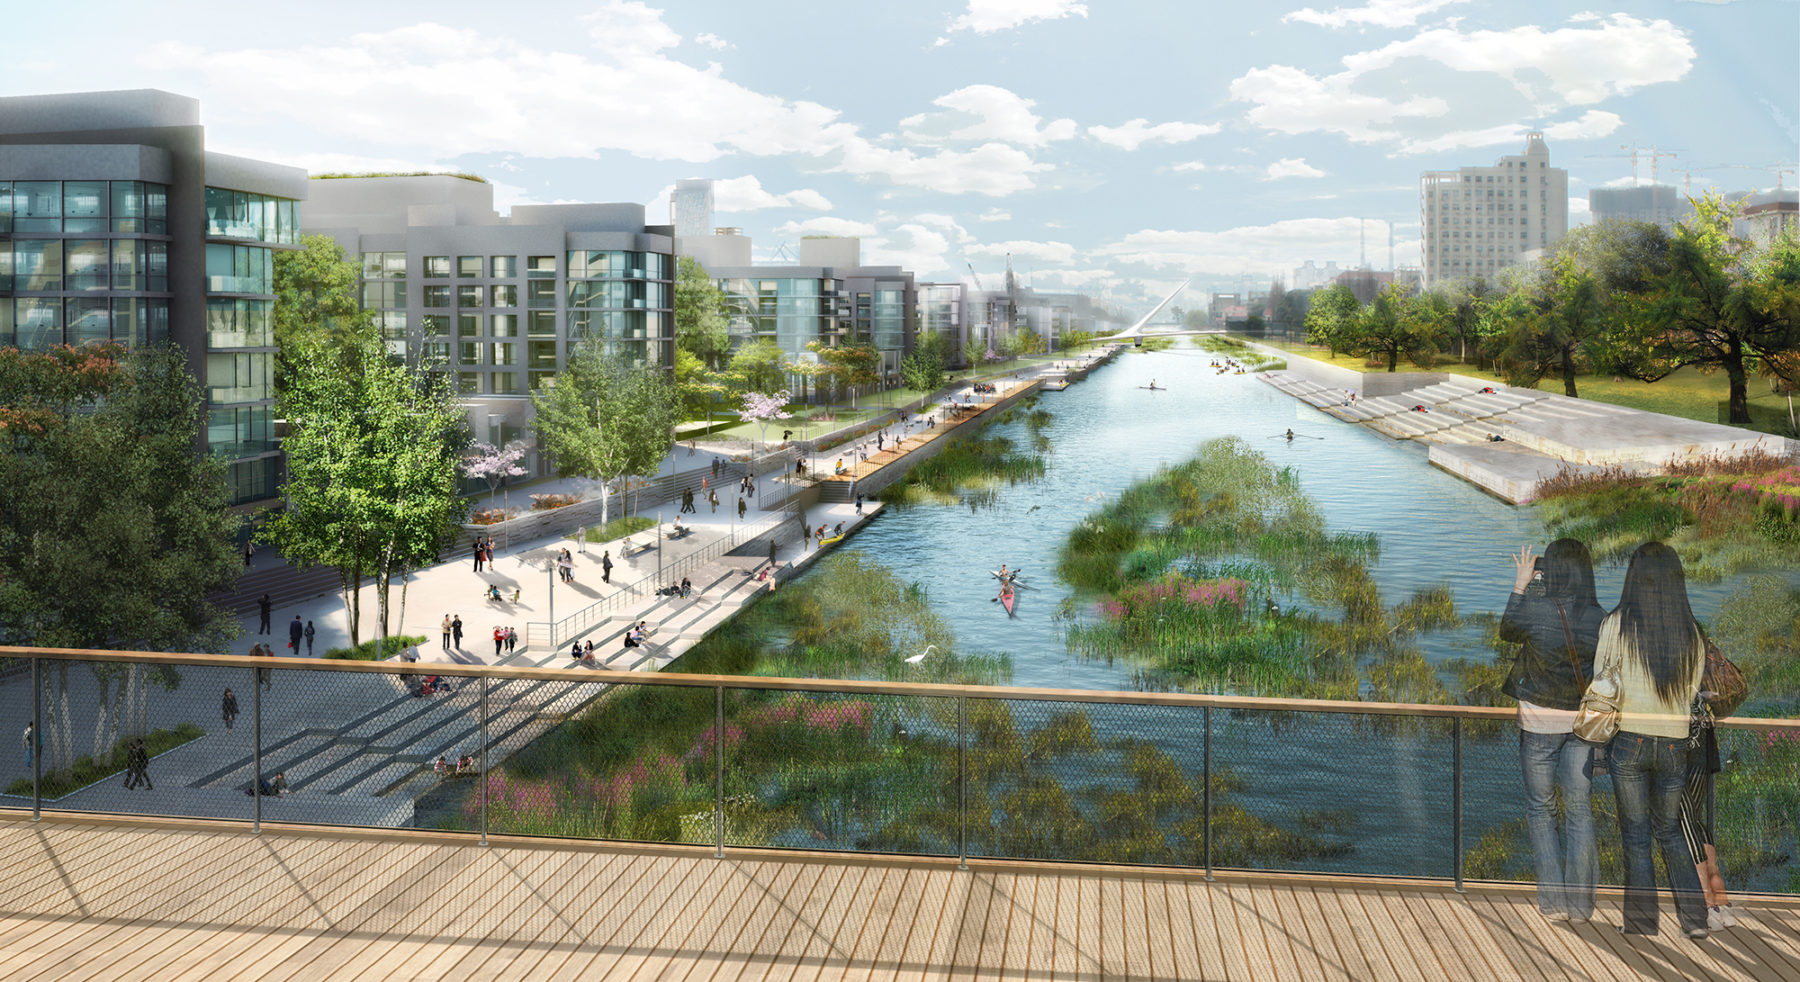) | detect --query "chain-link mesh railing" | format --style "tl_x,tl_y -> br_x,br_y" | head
2,646 -> 1794,895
